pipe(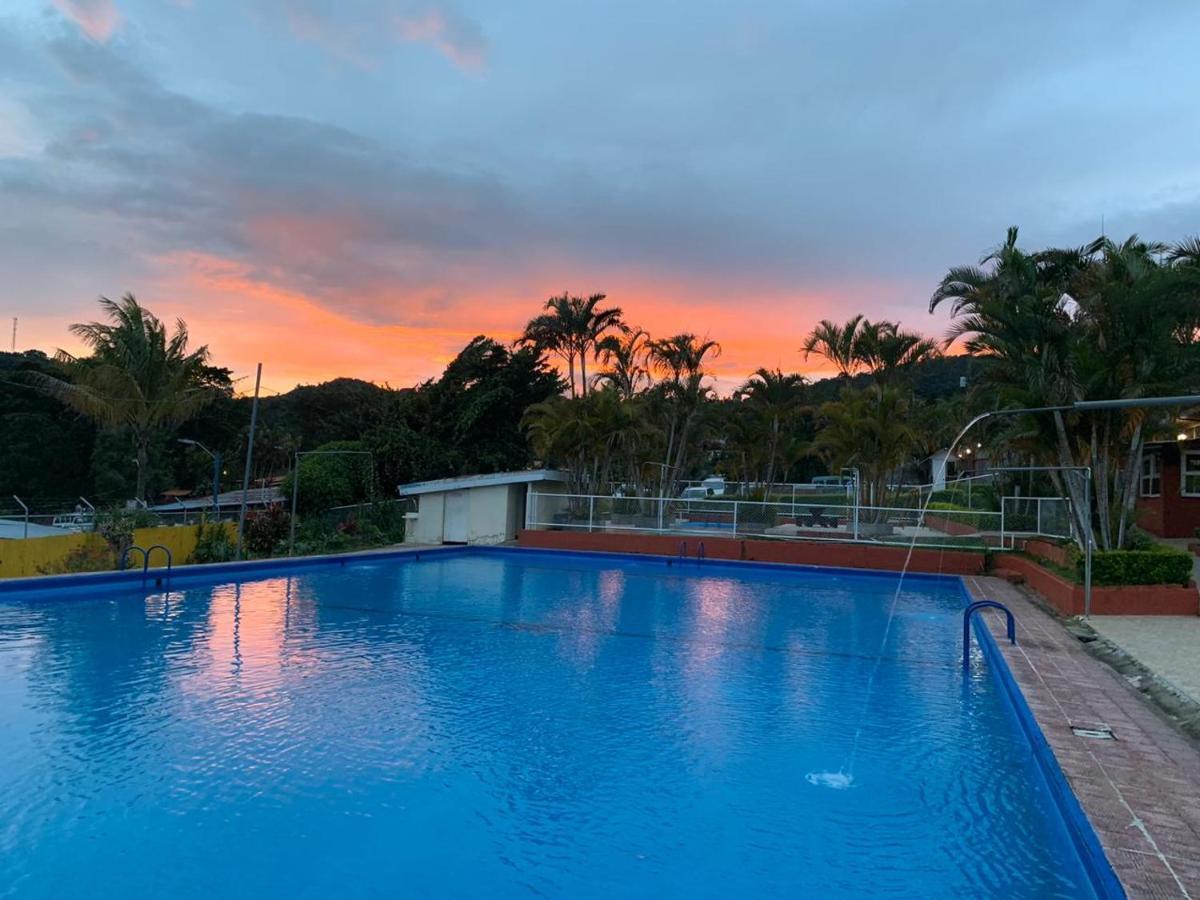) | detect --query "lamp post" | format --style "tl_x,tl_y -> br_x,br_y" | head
939,394 -> 1200,618
179,438 -> 222,520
